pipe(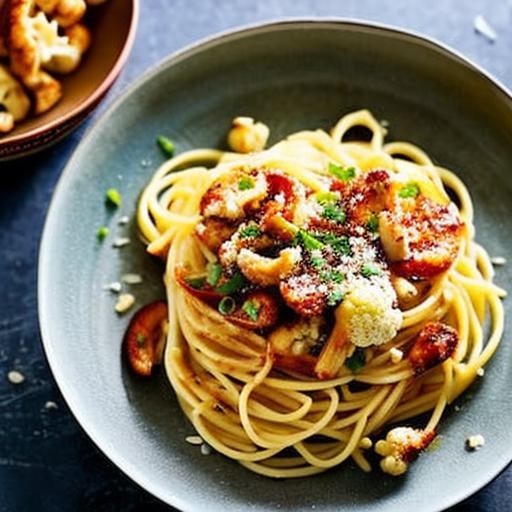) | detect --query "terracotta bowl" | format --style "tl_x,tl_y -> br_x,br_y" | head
0,0 -> 138,161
